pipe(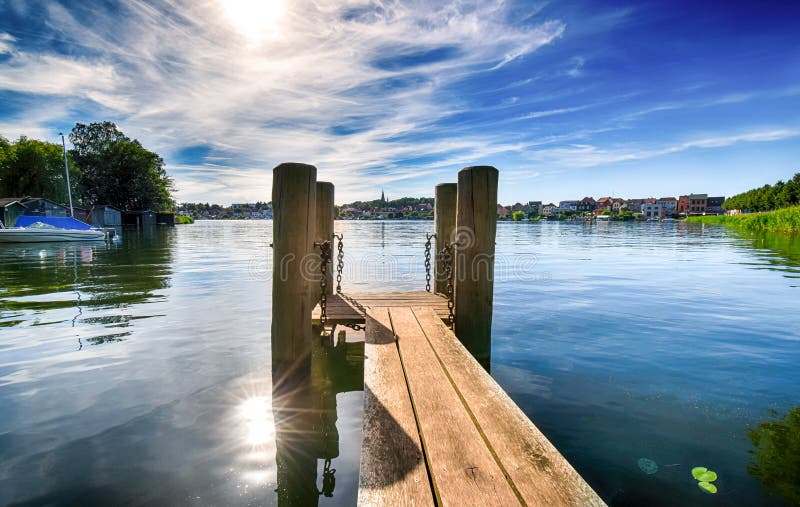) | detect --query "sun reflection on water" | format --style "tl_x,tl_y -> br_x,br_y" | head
239,395 -> 275,447
227,389 -> 278,488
